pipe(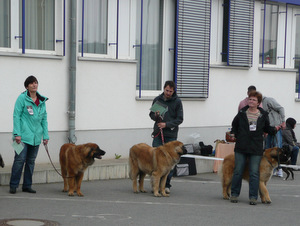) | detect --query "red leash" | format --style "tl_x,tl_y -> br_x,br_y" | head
160,128 -> 165,145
